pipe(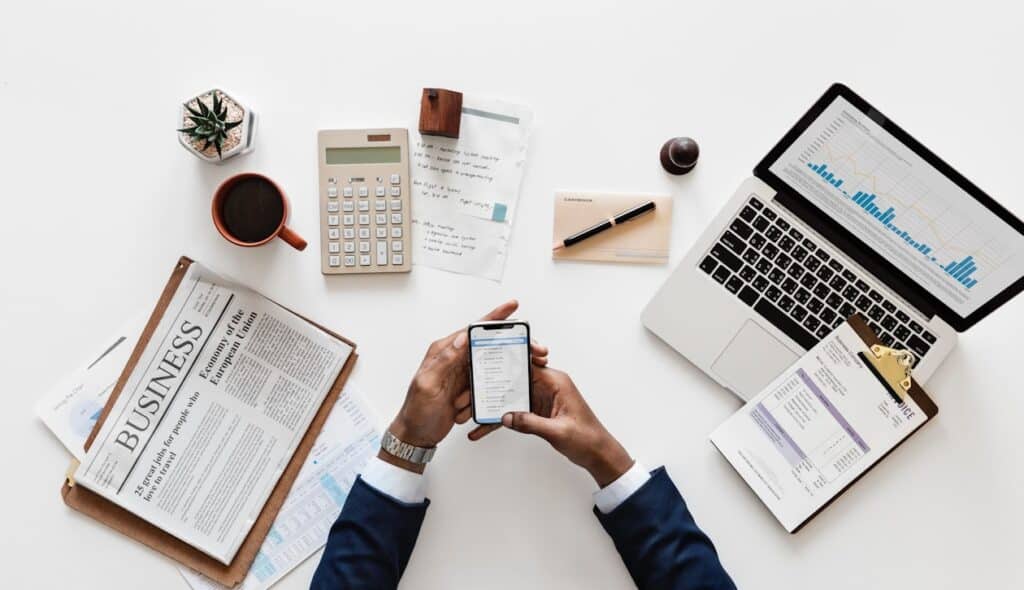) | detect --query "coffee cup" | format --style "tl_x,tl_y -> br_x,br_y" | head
211,173 -> 307,250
